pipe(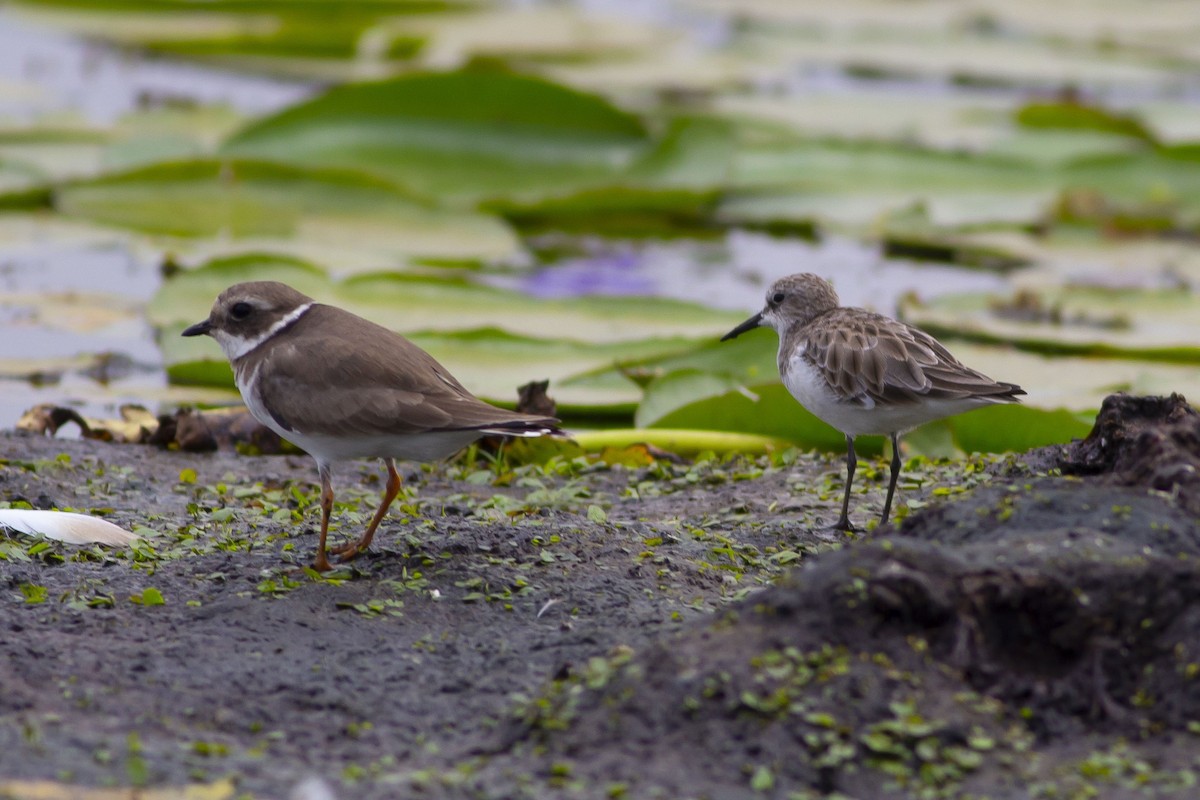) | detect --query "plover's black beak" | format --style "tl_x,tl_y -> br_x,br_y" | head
181,319 -> 213,337
721,311 -> 764,342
